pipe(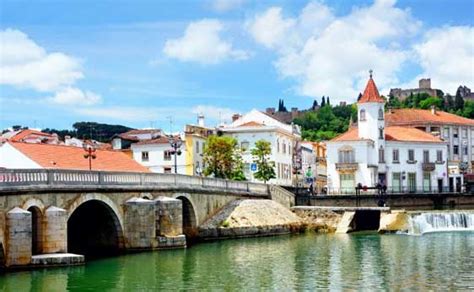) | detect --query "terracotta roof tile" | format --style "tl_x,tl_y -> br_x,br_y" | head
10,142 -> 149,172
10,129 -> 54,142
135,136 -> 175,145
238,121 -> 264,127
331,126 -> 444,143
386,109 -> 474,127
358,77 -> 384,104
